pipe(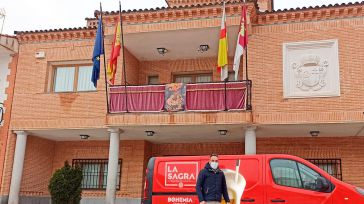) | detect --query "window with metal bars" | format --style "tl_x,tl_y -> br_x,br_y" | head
306,159 -> 342,180
72,159 -> 122,190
